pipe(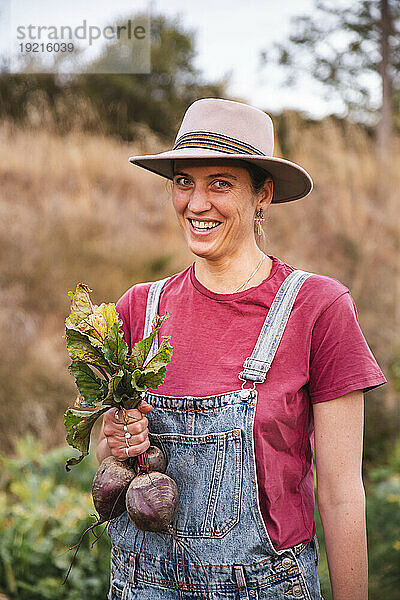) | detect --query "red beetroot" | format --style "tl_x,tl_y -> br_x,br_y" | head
147,445 -> 167,473
92,456 -> 137,522
64,447 -> 173,584
125,471 -> 178,532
